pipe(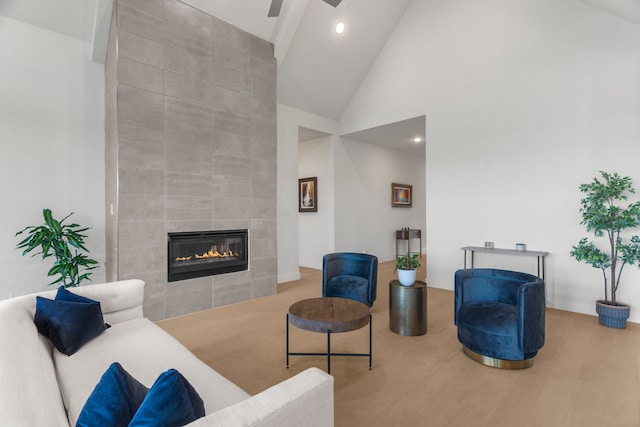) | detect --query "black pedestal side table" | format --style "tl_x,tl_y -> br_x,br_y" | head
389,279 -> 427,336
